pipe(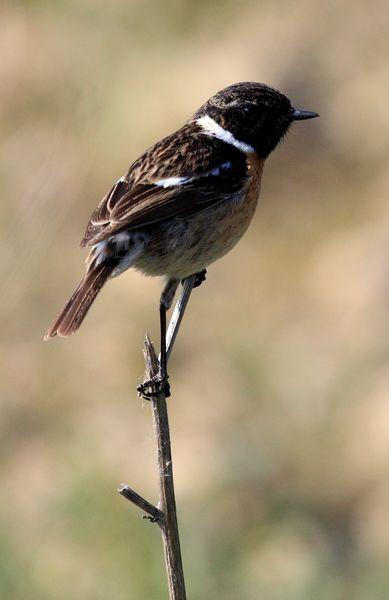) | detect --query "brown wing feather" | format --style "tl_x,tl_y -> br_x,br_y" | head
81,122 -> 248,247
